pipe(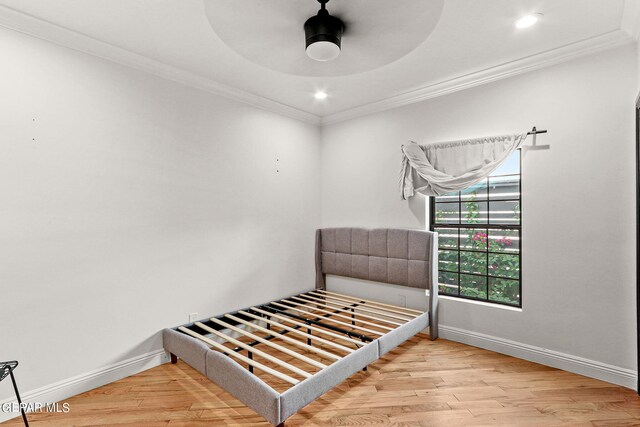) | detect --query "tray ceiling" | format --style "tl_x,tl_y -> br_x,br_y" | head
0,0 -> 634,123
203,0 -> 444,77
